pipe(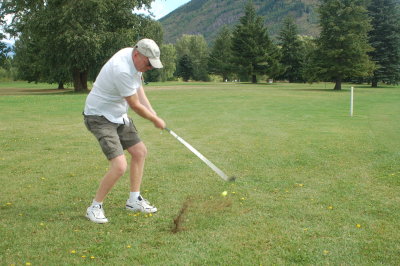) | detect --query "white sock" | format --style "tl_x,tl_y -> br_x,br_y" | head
129,191 -> 140,201
92,200 -> 103,207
